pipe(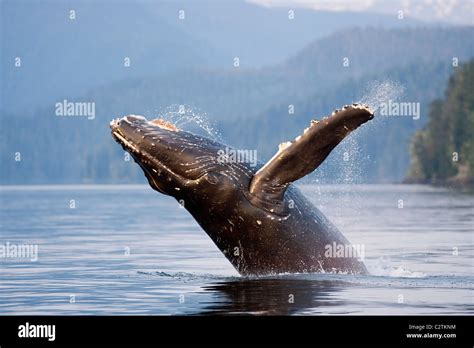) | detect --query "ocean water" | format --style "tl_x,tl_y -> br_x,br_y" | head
0,184 -> 472,315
